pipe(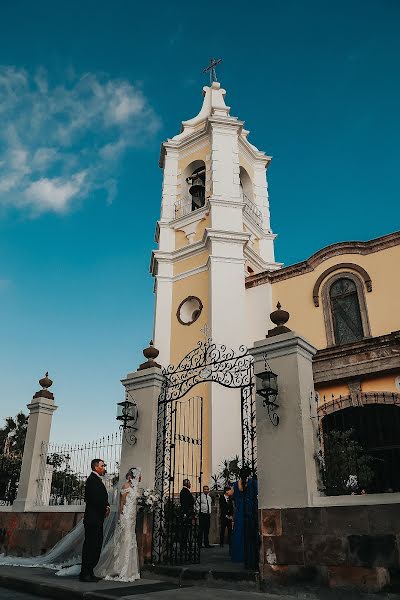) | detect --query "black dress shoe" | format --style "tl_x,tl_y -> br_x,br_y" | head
79,574 -> 97,582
